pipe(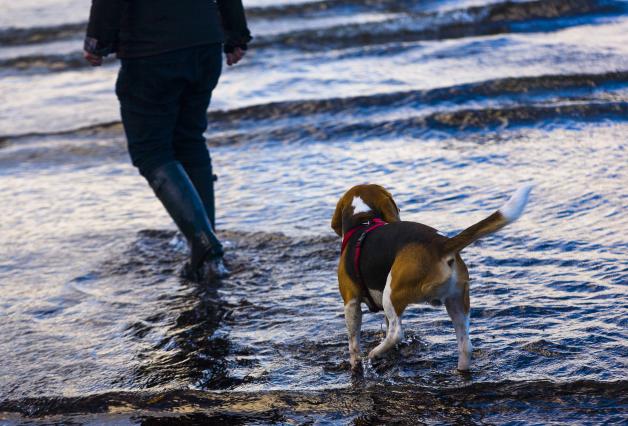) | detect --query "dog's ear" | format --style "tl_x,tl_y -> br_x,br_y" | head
331,194 -> 346,236
380,190 -> 401,223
